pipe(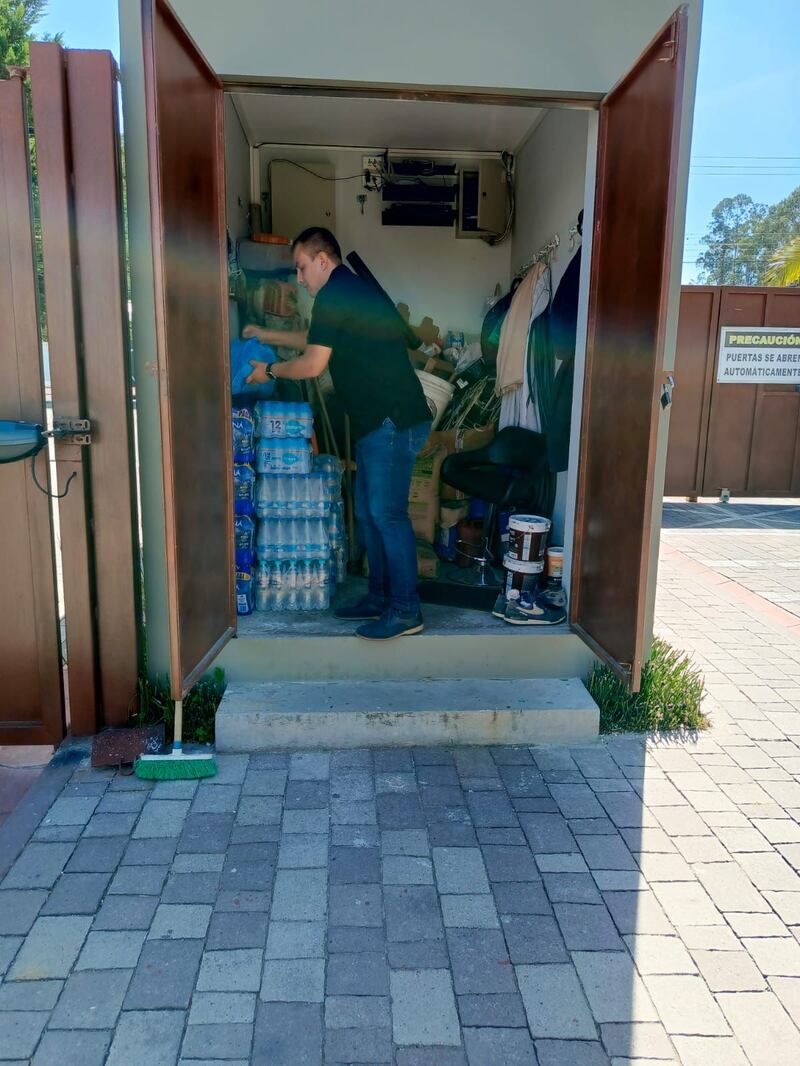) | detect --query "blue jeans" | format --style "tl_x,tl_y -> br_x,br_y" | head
355,418 -> 432,615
